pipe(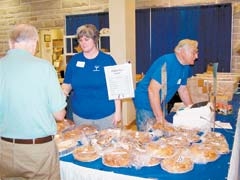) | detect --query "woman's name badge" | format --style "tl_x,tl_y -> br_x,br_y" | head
177,79 -> 181,84
76,61 -> 85,67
